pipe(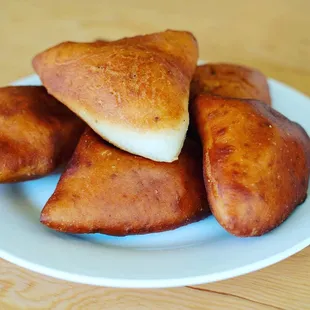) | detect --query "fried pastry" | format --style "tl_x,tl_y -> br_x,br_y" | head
192,94 -> 310,236
0,86 -> 85,183
190,63 -> 271,105
40,128 -> 209,236
33,30 -> 198,162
